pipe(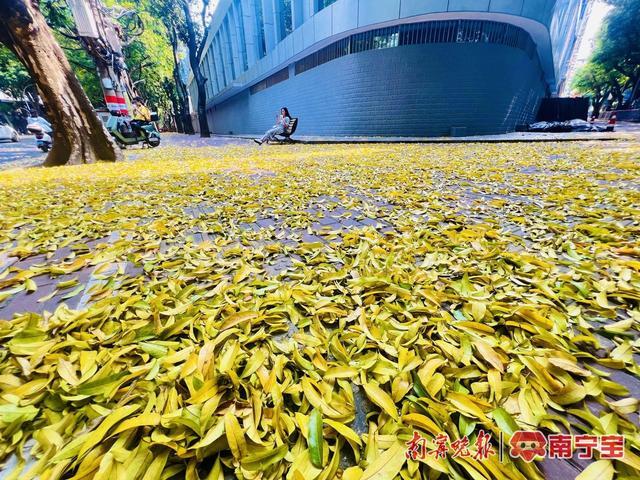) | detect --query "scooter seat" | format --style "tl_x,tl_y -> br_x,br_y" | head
27,124 -> 44,134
